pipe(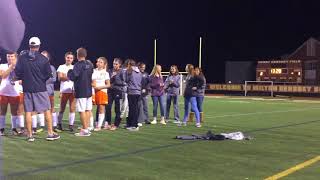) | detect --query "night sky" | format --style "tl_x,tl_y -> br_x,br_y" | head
12,0 -> 320,83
